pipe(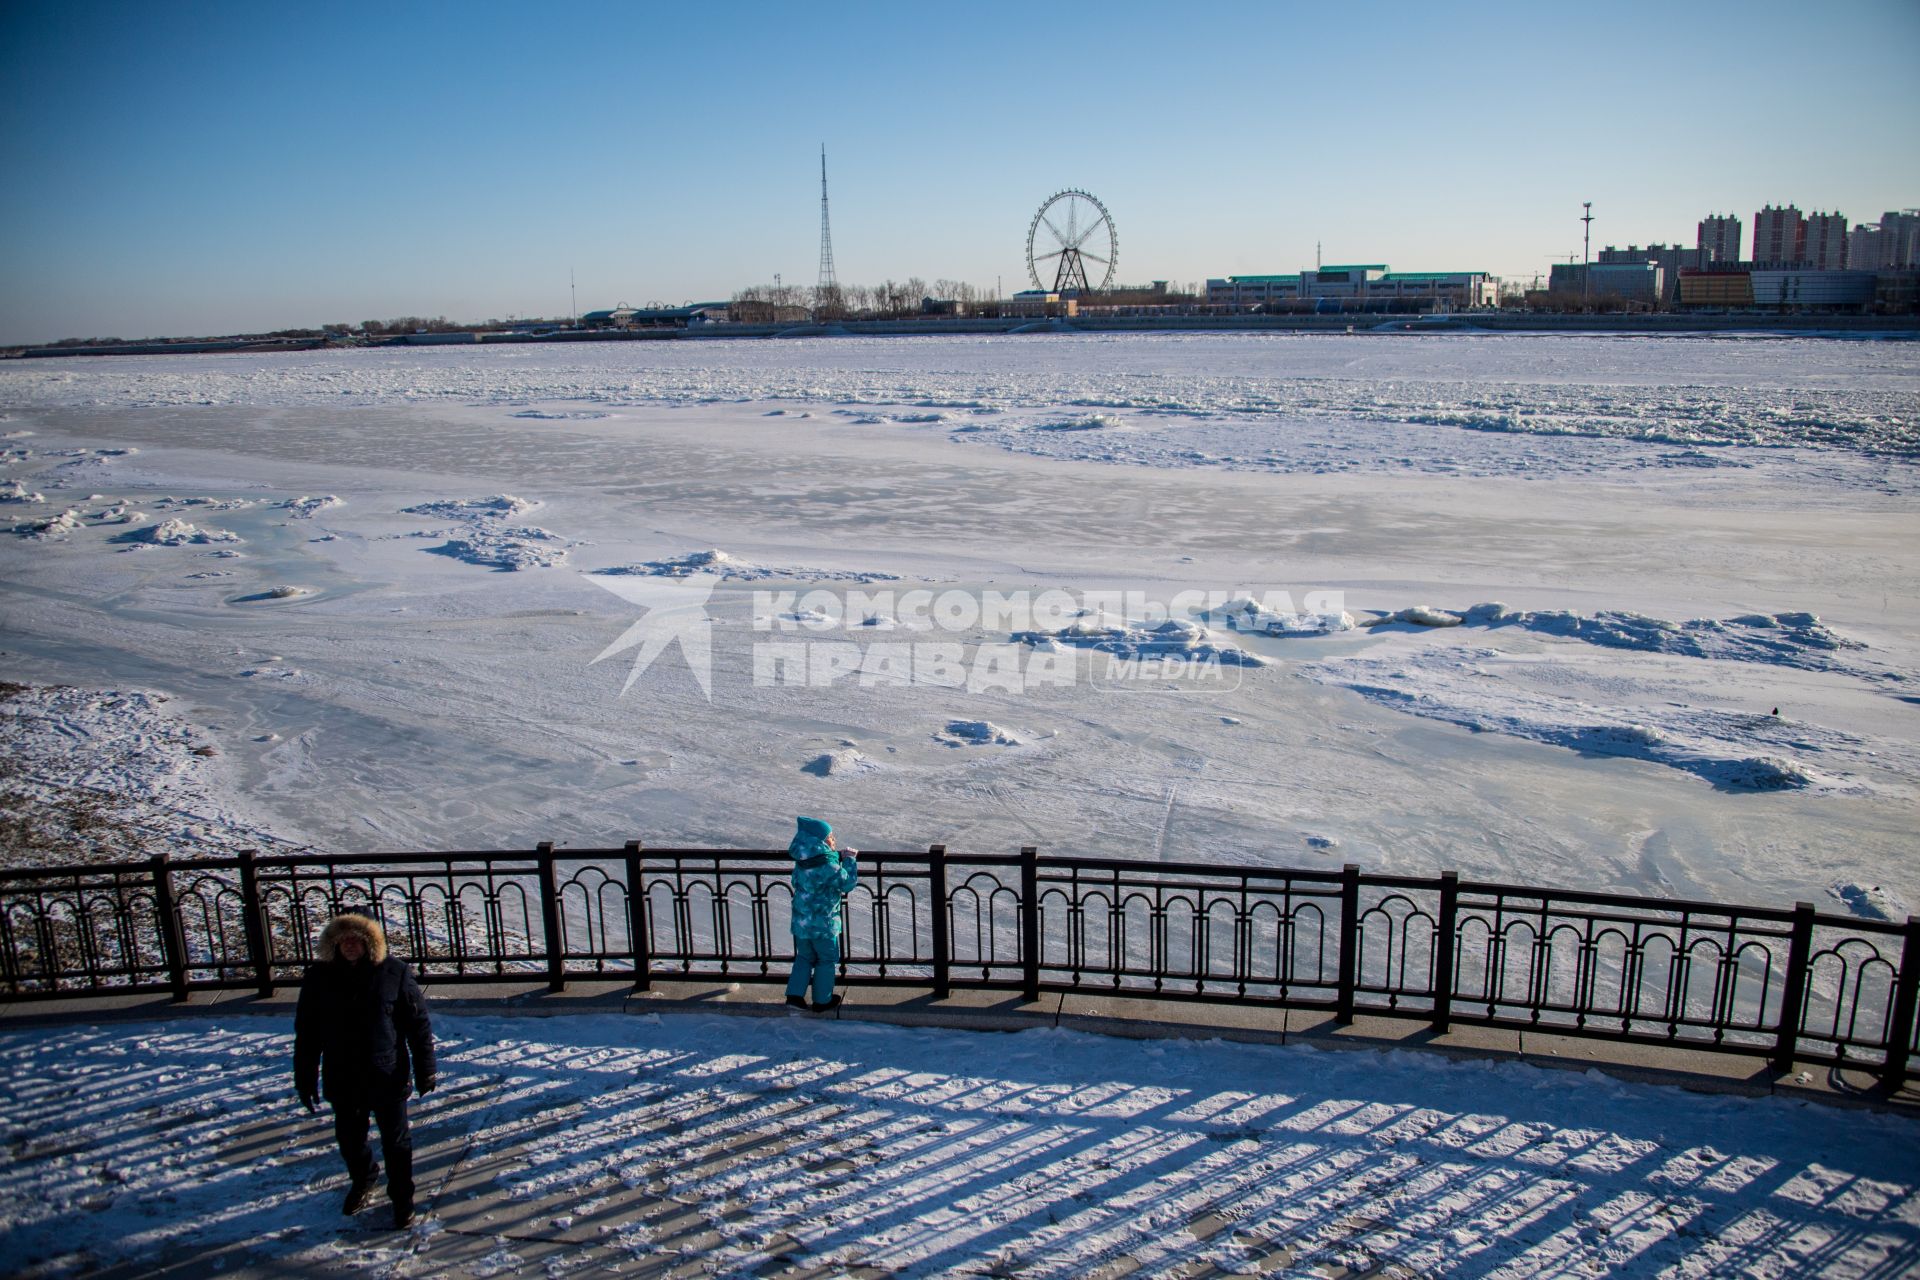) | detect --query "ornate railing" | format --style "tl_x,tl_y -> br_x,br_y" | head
2,844 -> 1914,1089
